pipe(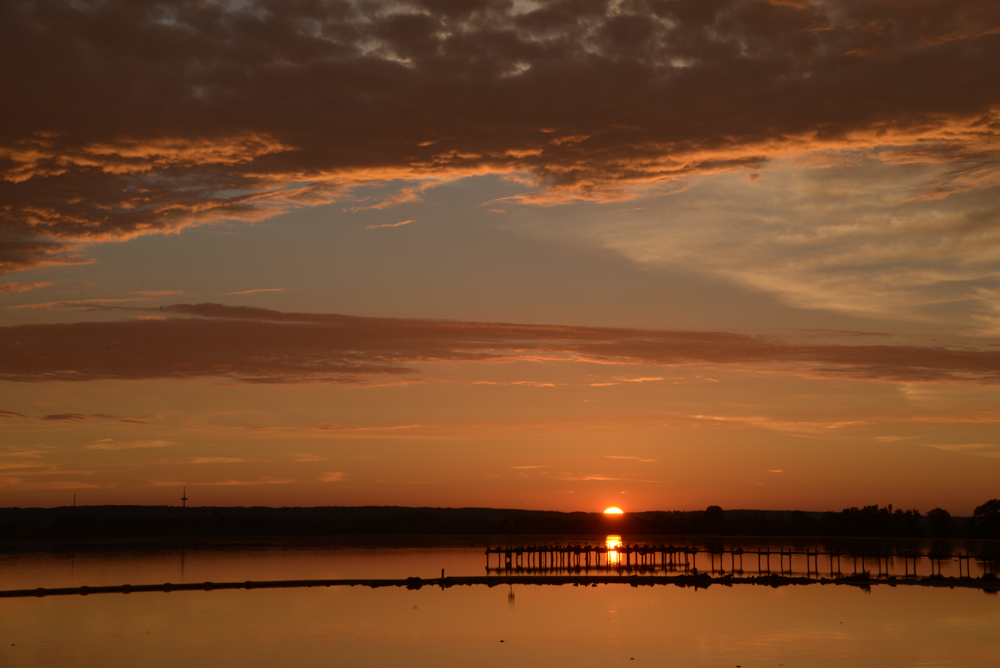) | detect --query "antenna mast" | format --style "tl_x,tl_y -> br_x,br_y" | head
181,487 -> 188,508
